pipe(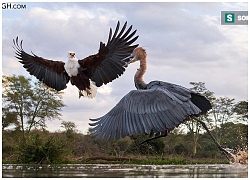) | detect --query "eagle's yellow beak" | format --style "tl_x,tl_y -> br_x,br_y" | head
69,53 -> 75,58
